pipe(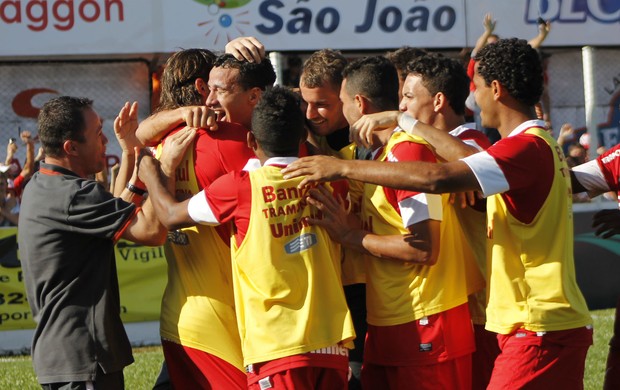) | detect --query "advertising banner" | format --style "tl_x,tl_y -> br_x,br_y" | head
0,0 -> 619,56
0,229 -> 167,331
